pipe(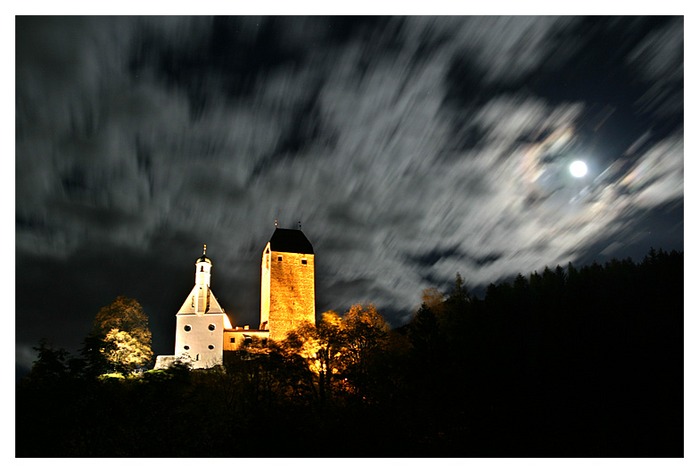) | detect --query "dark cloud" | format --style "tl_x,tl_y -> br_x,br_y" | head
412,245 -> 464,267
15,16 -> 683,373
